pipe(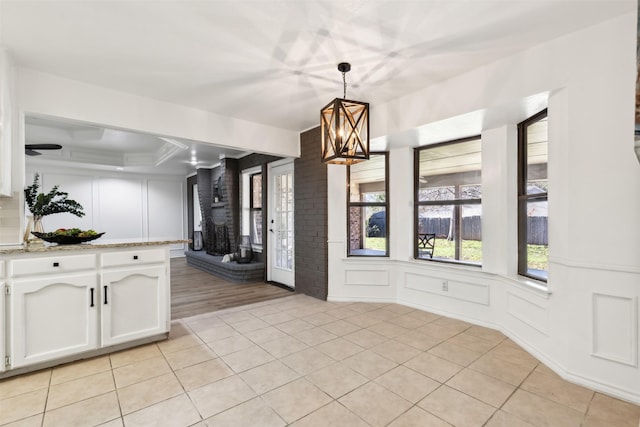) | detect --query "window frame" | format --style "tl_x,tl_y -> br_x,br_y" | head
517,109 -> 548,282
249,172 -> 262,246
346,151 -> 390,257
413,135 -> 482,266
